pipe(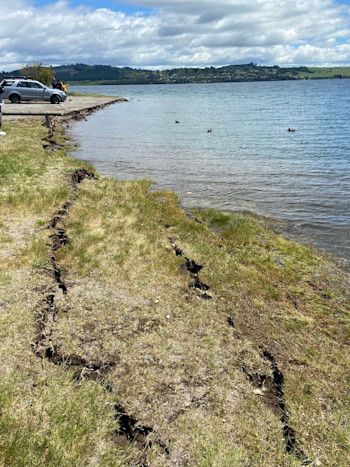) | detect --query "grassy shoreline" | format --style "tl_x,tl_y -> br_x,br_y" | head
0,115 -> 349,465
